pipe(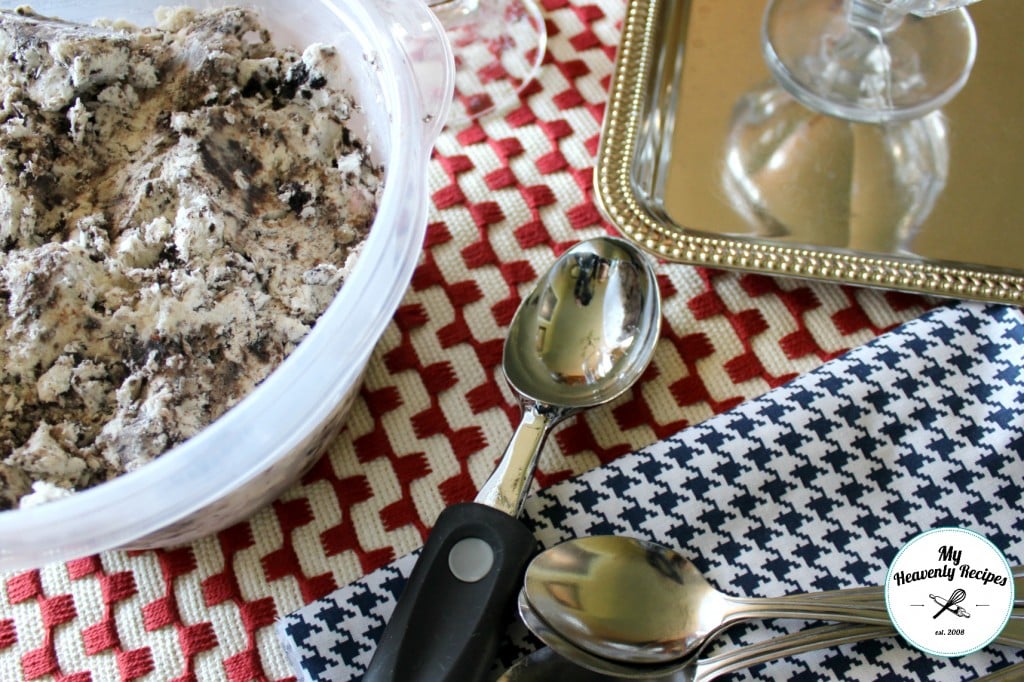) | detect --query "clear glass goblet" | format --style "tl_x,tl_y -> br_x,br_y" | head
429,0 -> 547,126
761,0 -> 981,123
723,81 -> 949,254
